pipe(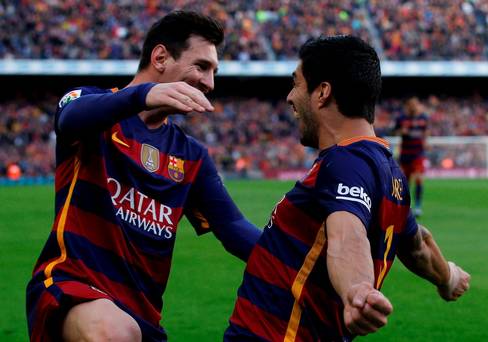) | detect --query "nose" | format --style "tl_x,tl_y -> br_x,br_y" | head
200,72 -> 214,94
286,89 -> 293,105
